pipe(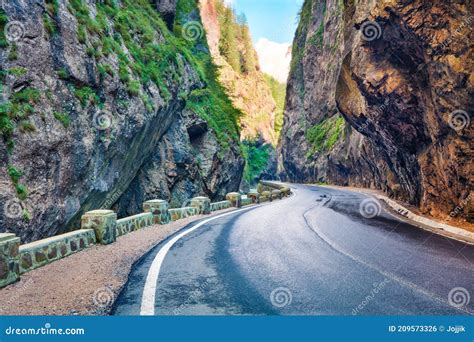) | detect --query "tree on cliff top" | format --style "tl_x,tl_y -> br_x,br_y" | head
218,5 -> 241,72
240,23 -> 257,74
